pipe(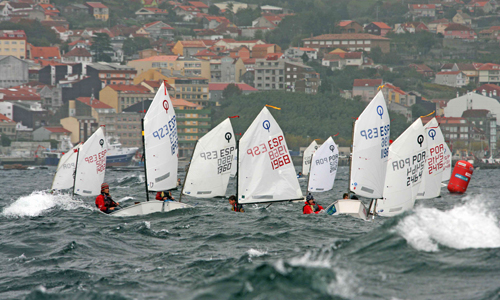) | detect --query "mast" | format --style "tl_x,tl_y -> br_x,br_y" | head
235,139 -> 239,199
348,119 -> 355,198
71,147 -> 80,197
141,119 -> 150,202
179,140 -> 198,202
